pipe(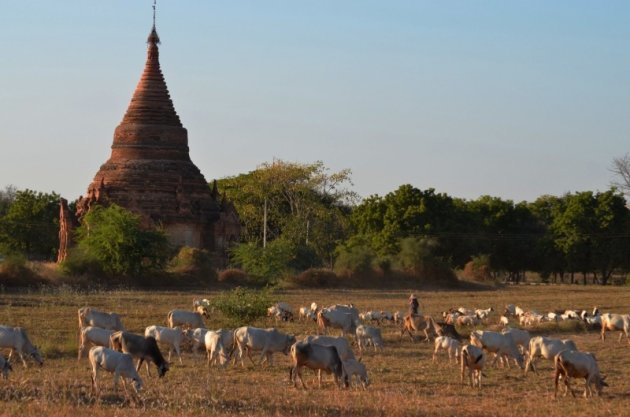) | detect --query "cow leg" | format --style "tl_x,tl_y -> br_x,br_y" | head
297,366 -> 308,389
78,344 -> 85,361
600,328 -> 606,341
246,348 -> 256,366
618,332 -> 624,343
432,346 -> 439,363
113,369 -> 120,394
554,369 -> 560,398
175,345 -> 183,365
18,351 -> 28,369
91,366 -> 99,397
